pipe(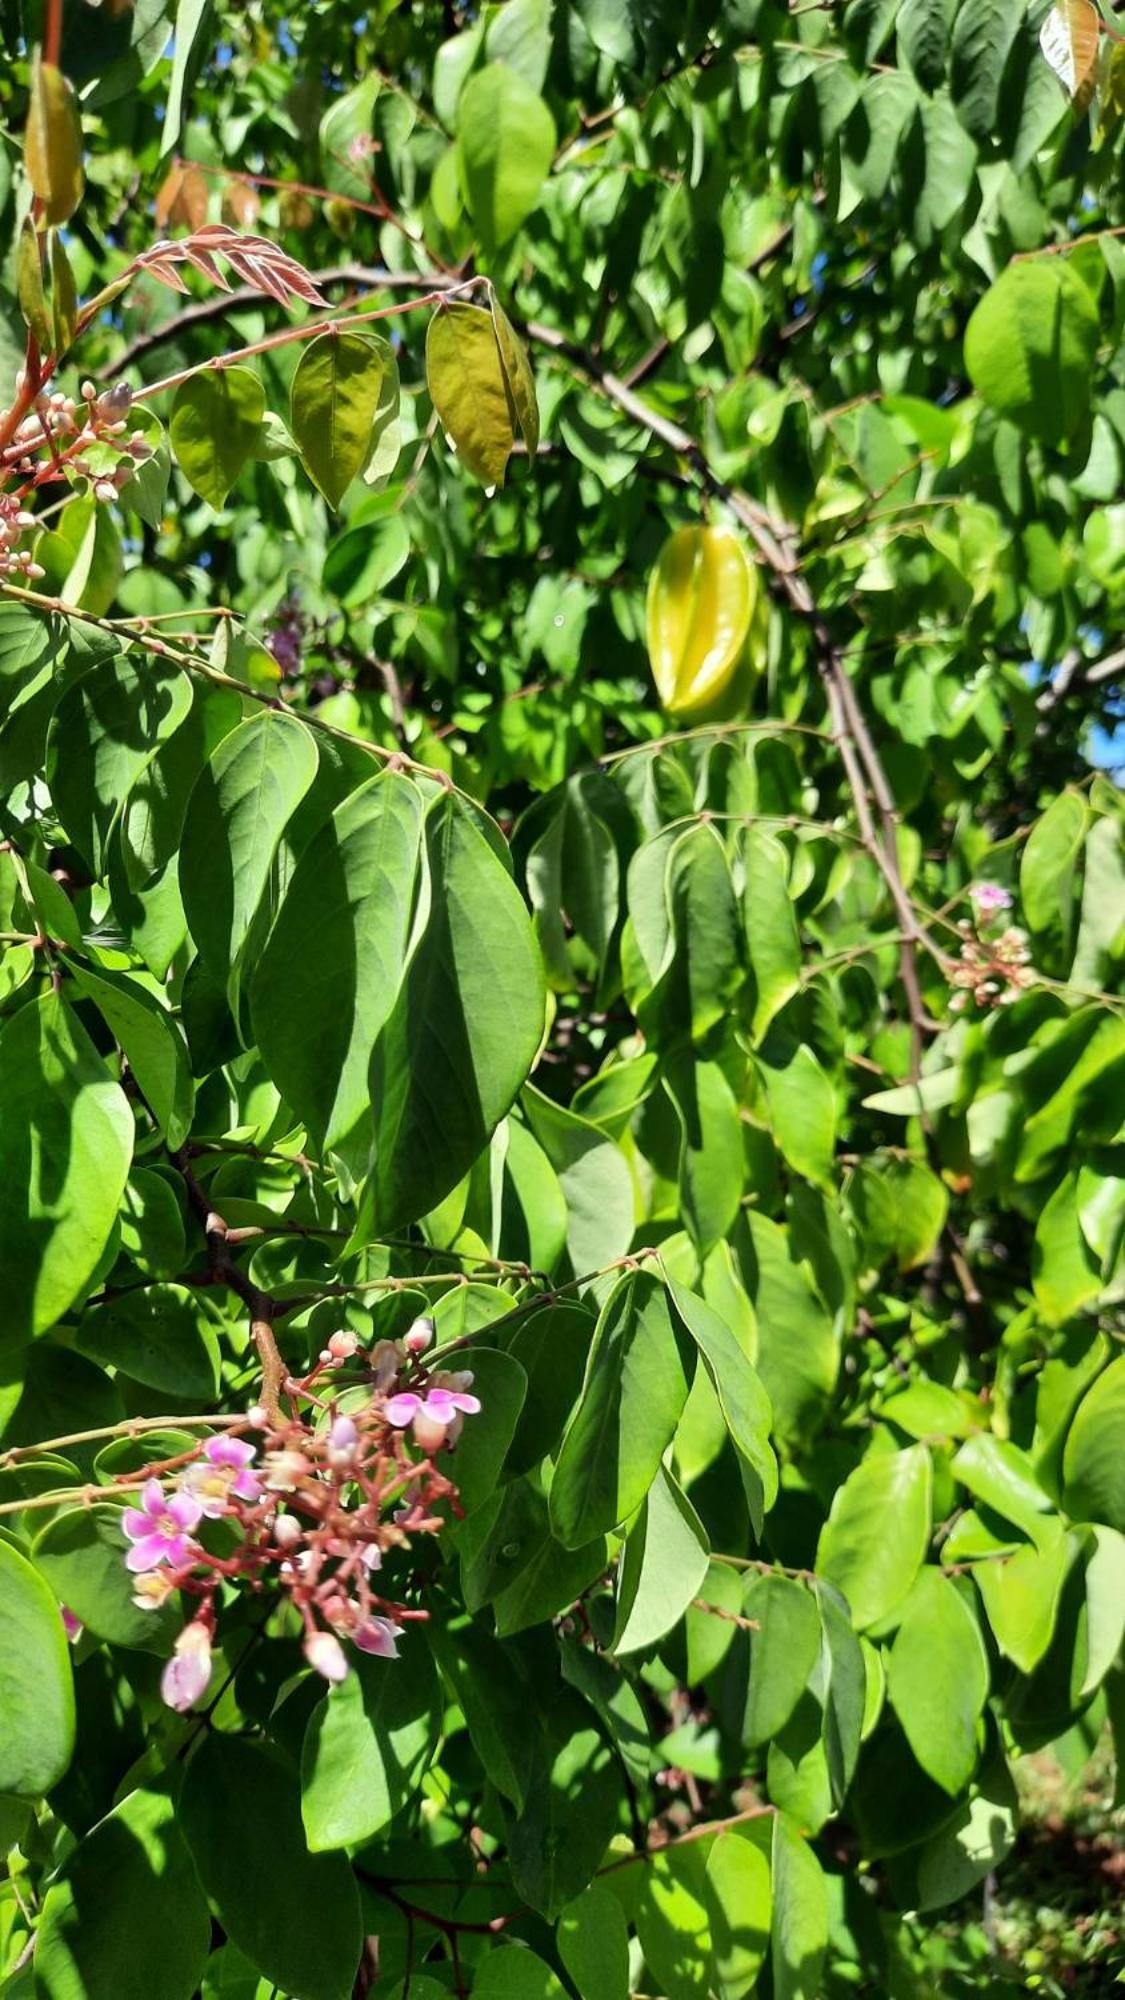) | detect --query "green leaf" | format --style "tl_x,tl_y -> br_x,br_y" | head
741,1212 -> 839,1444
950,0 -> 1023,139
475,1947 -> 567,2000
887,1570 -> 988,1794
1020,789 -> 1088,934
972,1534 -> 1071,1673
300,1630 -> 440,1850
815,1580 -> 868,1806
0,995 -> 133,1341
71,963 -> 194,1152
770,1811 -> 828,2000
170,366 -> 265,508
503,1704 -> 620,1919
613,1462 -> 710,1655
816,1444 -> 933,1629
179,710 -> 318,990
364,792 -> 545,1228
550,1270 -> 690,1548
161,0 -> 211,154
952,1433 -> 1055,1547
964,261 -> 1100,445
757,1039 -> 837,1192
521,1087 -> 635,1275
35,1783 -> 210,2000
74,1284 -> 220,1400
461,1477 -> 608,1632
742,1574 -> 822,1746
290,332 -> 388,507
849,1156 -> 949,1273
49,653 -> 193,875
628,824 -> 743,1051
742,827 -> 801,1041
664,1055 -> 744,1254
1063,1357 -> 1125,1531
1082,1525 -> 1125,1696
493,296 -> 540,458
456,63 -> 556,252
33,1507 -> 179,1652
181,1734 -> 362,2000
558,1886 -> 630,2000
252,773 -> 425,1161
1032,1173 -> 1102,1324
666,1272 -> 777,1535
429,1619 -> 536,1809
0,1539 -> 74,1798
898,0 -> 955,90
449,1346 -> 527,1515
